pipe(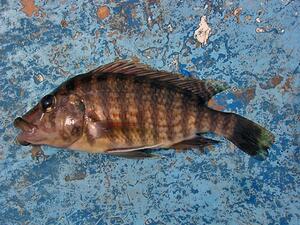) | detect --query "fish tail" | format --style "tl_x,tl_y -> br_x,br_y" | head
199,108 -> 275,160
